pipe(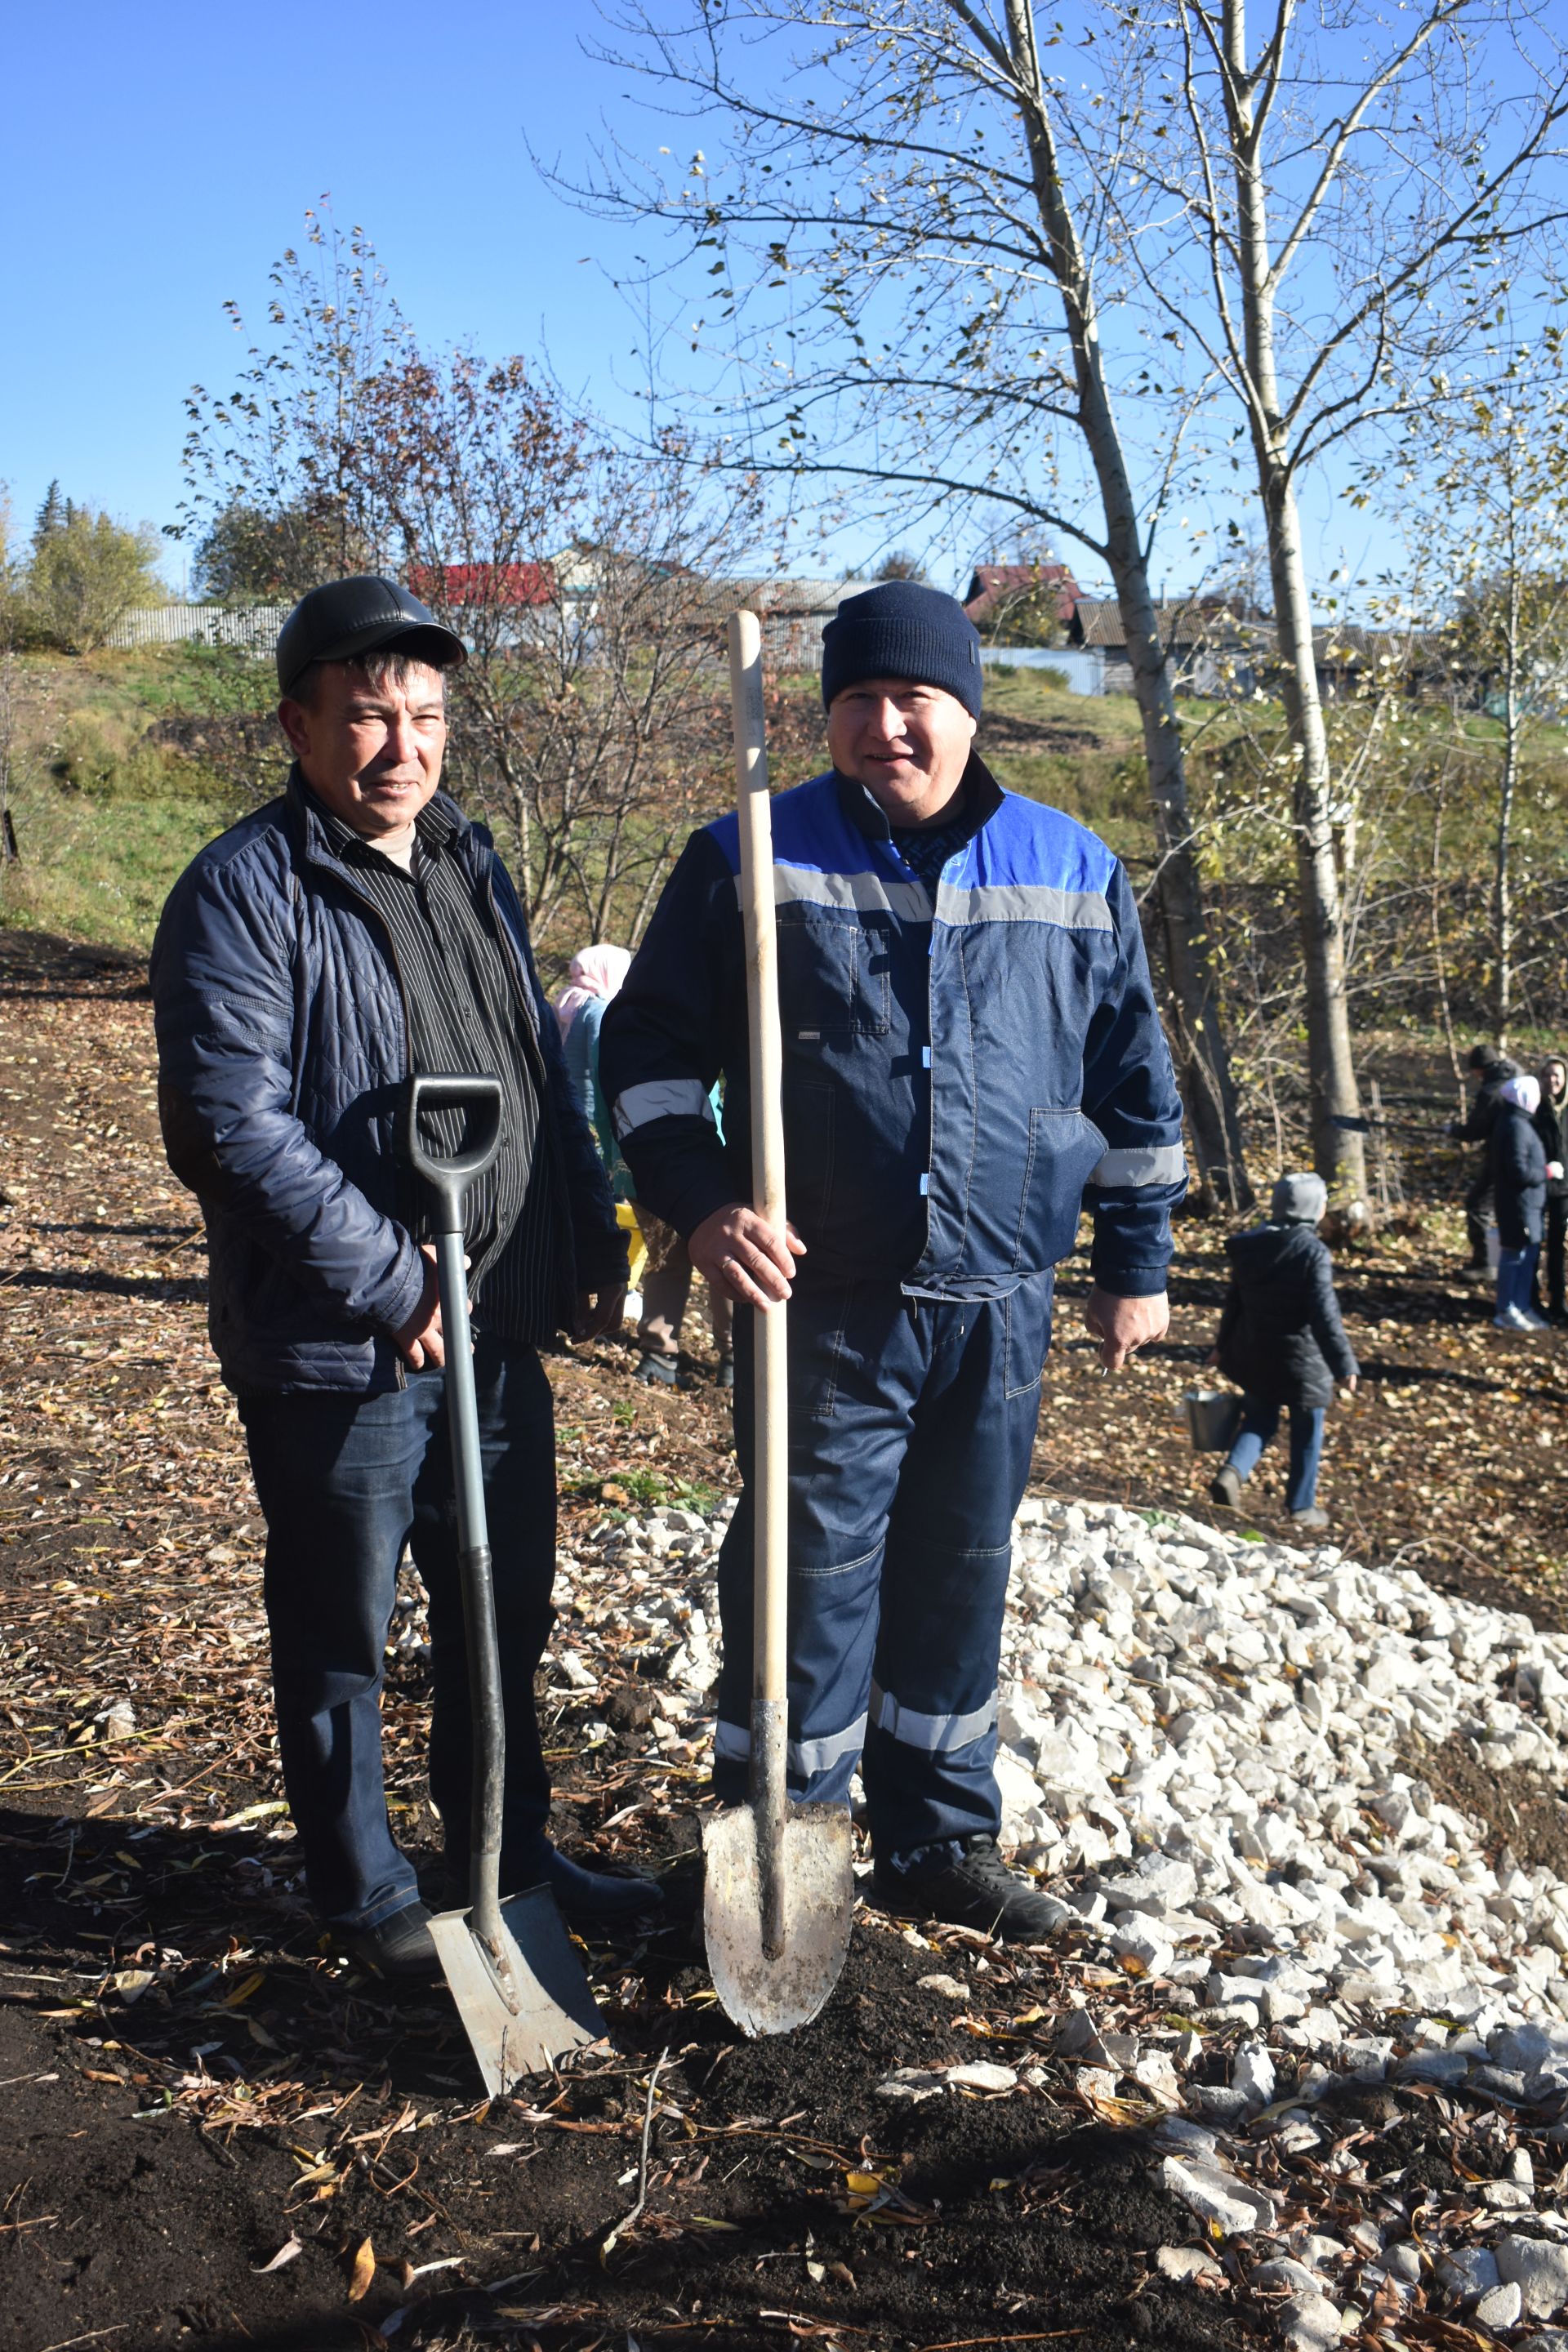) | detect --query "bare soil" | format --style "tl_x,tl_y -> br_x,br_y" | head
2,928 -> 1566,2351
